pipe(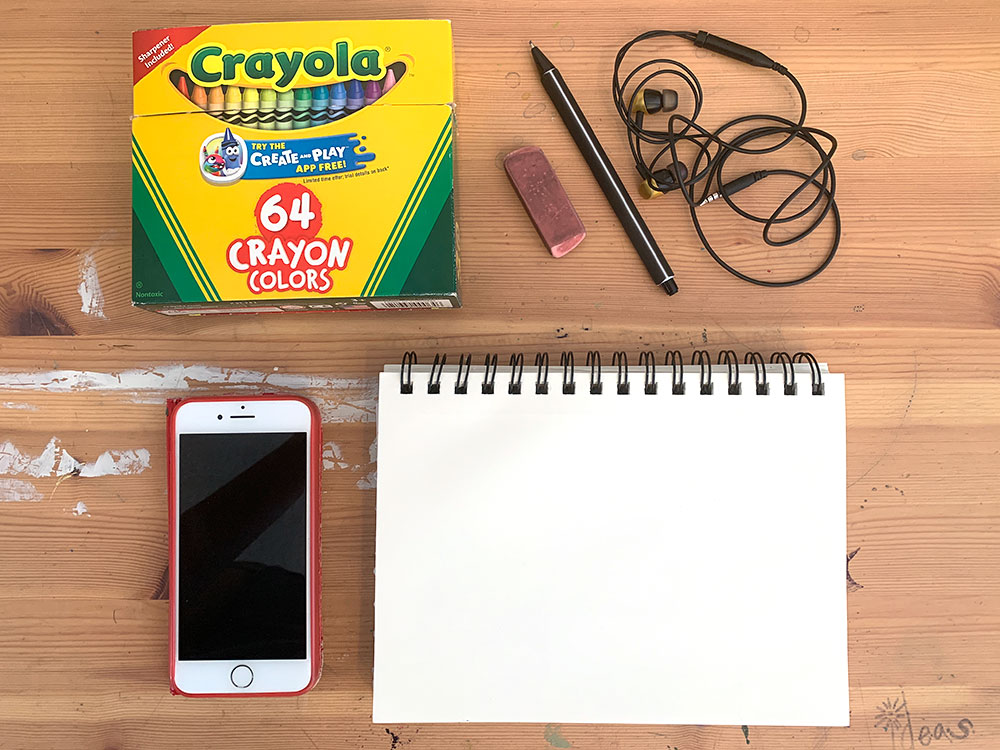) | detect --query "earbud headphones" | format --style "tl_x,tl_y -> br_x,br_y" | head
628,88 -> 686,199
612,30 -> 840,288
630,88 -> 679,116
638,163 -> 688,200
